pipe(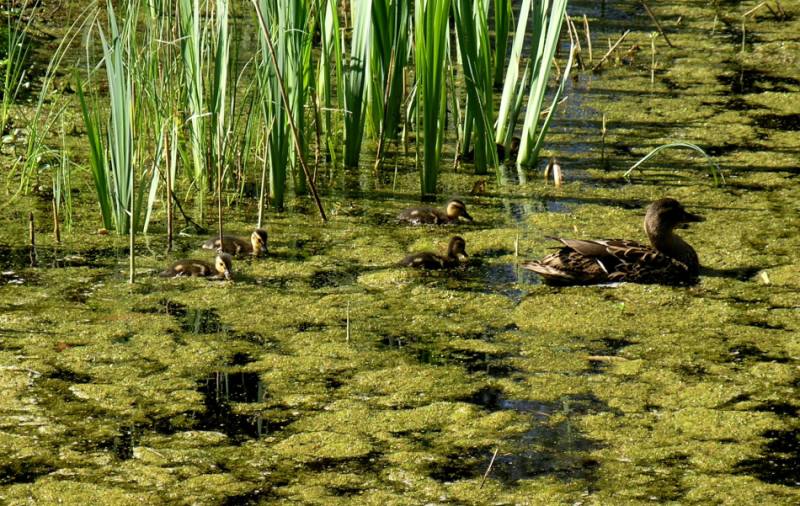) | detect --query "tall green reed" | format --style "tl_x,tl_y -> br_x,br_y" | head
10,4 -> 91,199
492,0 -> 511,88
251,0 -> 326,219
255,0 -> 290,209
495,0 -> 532,151
1,0 -> 35,133
316,0 -> 344,166
370,0 -> 409,145
415,0 -> 451,196
453,0 -> 497,175
516,0 -> 572,167
77,1 -> 158,235
343,0 -> 372,168
178,0 -> 208,217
